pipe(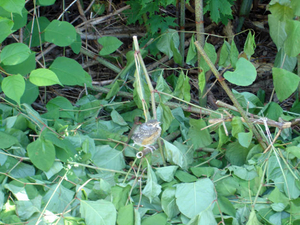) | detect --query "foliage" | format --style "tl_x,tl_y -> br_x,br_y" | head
0,0 -> 300,225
